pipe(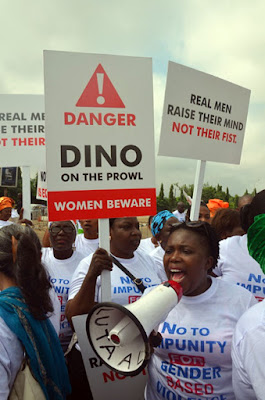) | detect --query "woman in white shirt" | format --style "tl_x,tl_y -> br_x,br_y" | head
145,220 -> 256,400
66,216 -> 164,400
